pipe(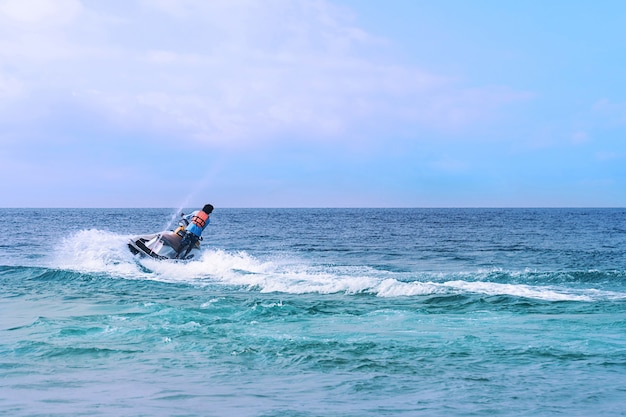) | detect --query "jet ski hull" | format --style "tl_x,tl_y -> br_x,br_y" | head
128,230 -> 199,260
